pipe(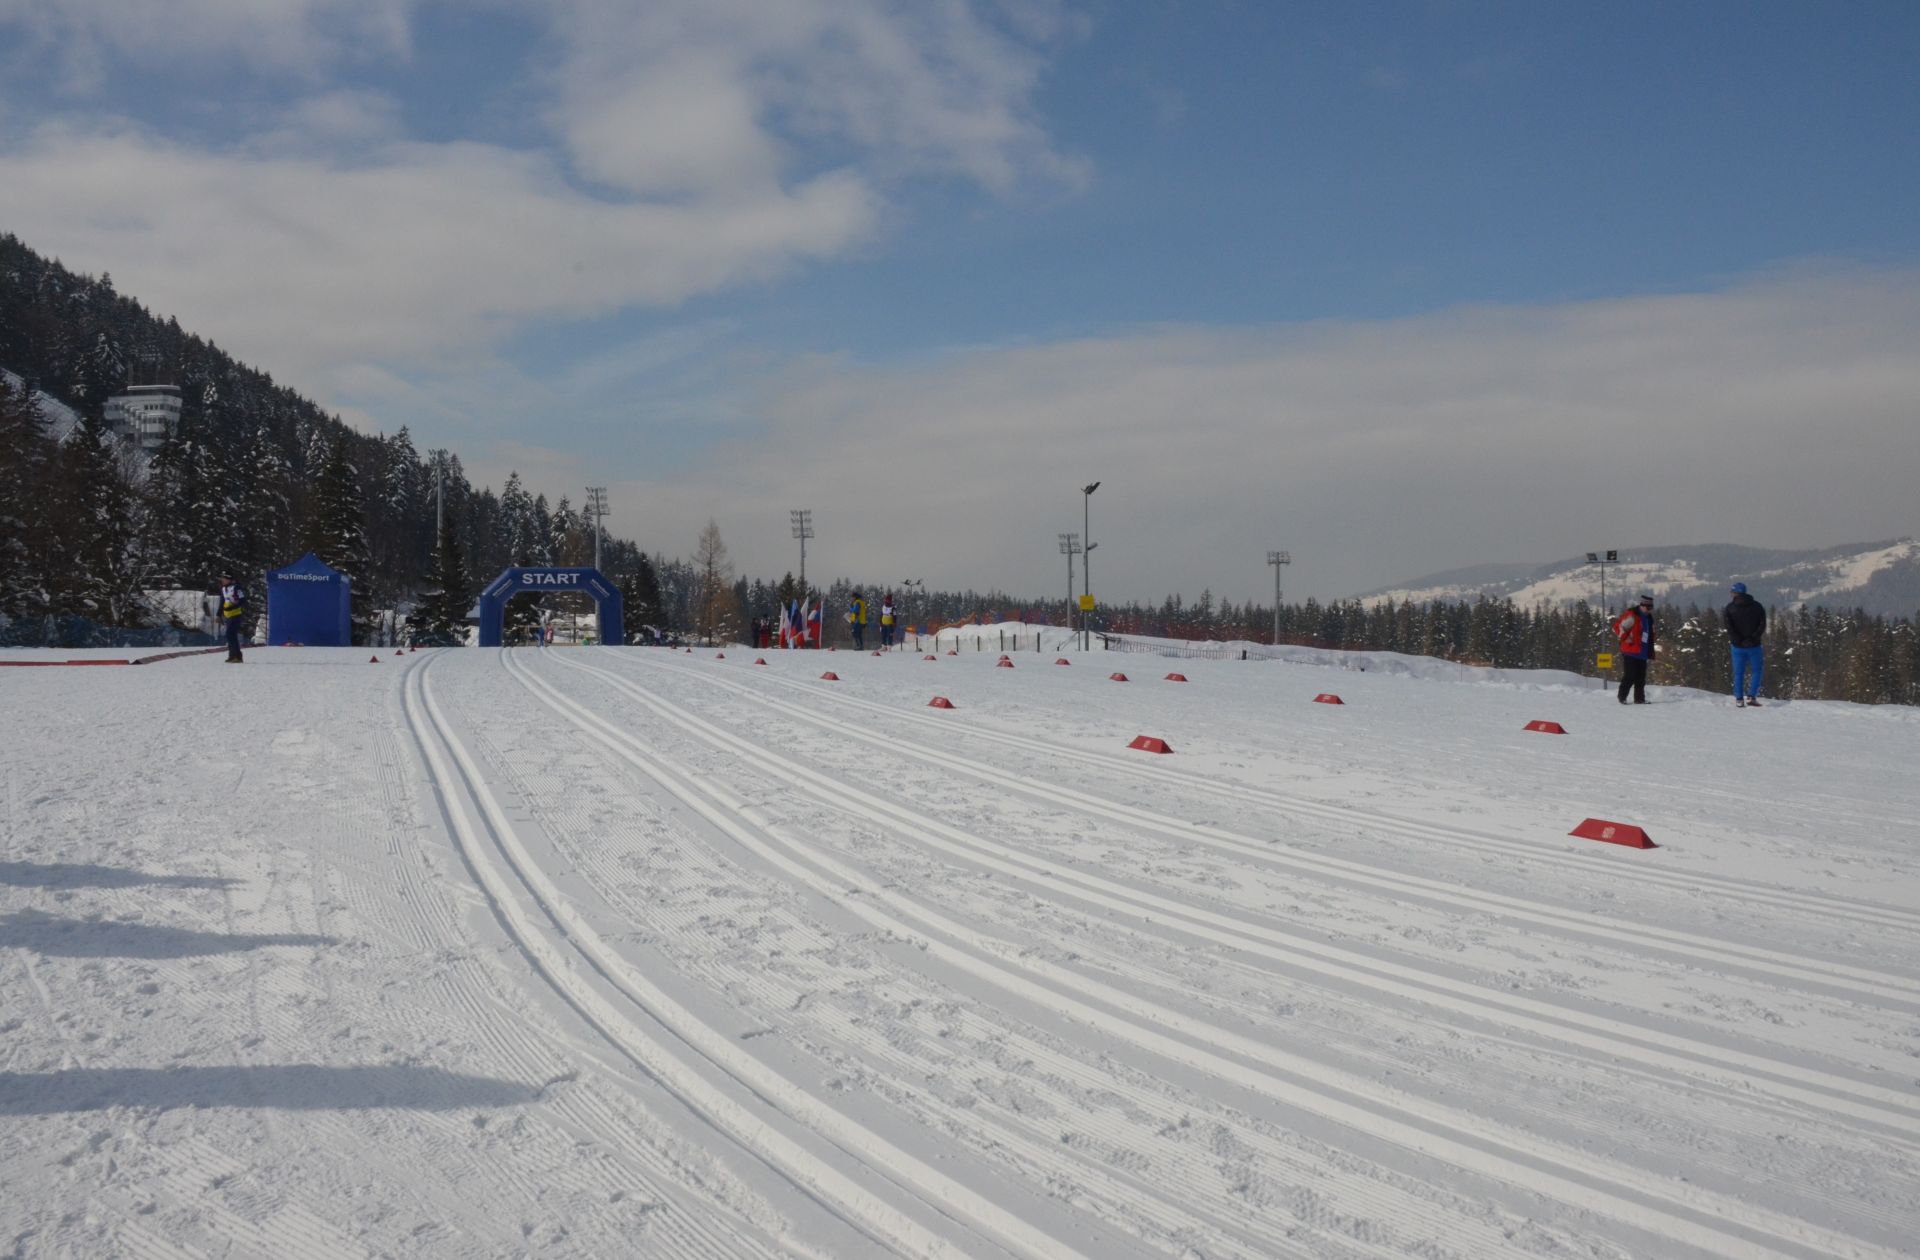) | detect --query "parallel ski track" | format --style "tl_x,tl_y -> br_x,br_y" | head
483,661 -> 1520,1260
548,655 -> 1920,1175
627,652 -> 1920,988
585,652 -> 1920,1139
664,652 -> 1920,937
404,651 -> 1097,1260
365,708 -> 794,1260
528,650 -> 1909,1260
